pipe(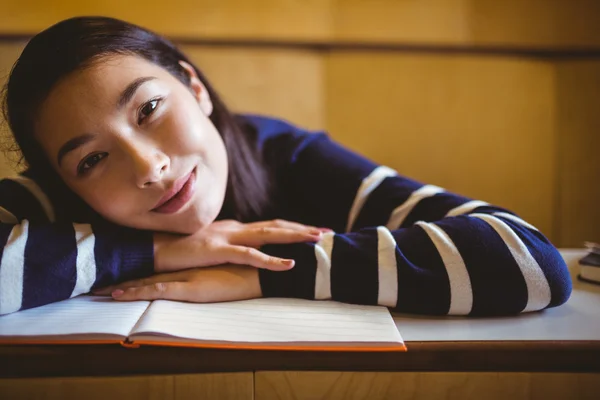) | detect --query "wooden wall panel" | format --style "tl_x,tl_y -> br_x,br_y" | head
255,371 -> 600,400
3,1 -> 600,48
0,0 -> 333,40
0,42 -> 26,178
325,53 -> 556,238
555,61 -> 600,246
182,46 -> 325,130
0,372 -> 253,400
331,0 -> 470,44
333,0 -> 600,47
467,0 -> 600,48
